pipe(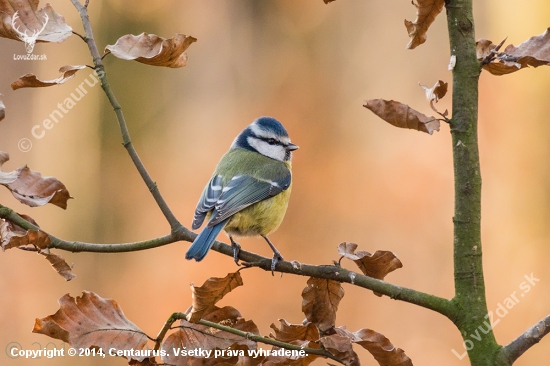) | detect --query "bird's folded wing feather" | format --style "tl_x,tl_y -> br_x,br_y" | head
192,175 -> 224,229
207,173 -> 291,227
